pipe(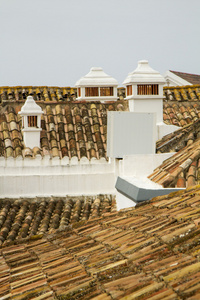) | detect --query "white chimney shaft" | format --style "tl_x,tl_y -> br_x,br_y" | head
123,61 -> 180,139
123,60 -> 166,124
18,96 -> 43,149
